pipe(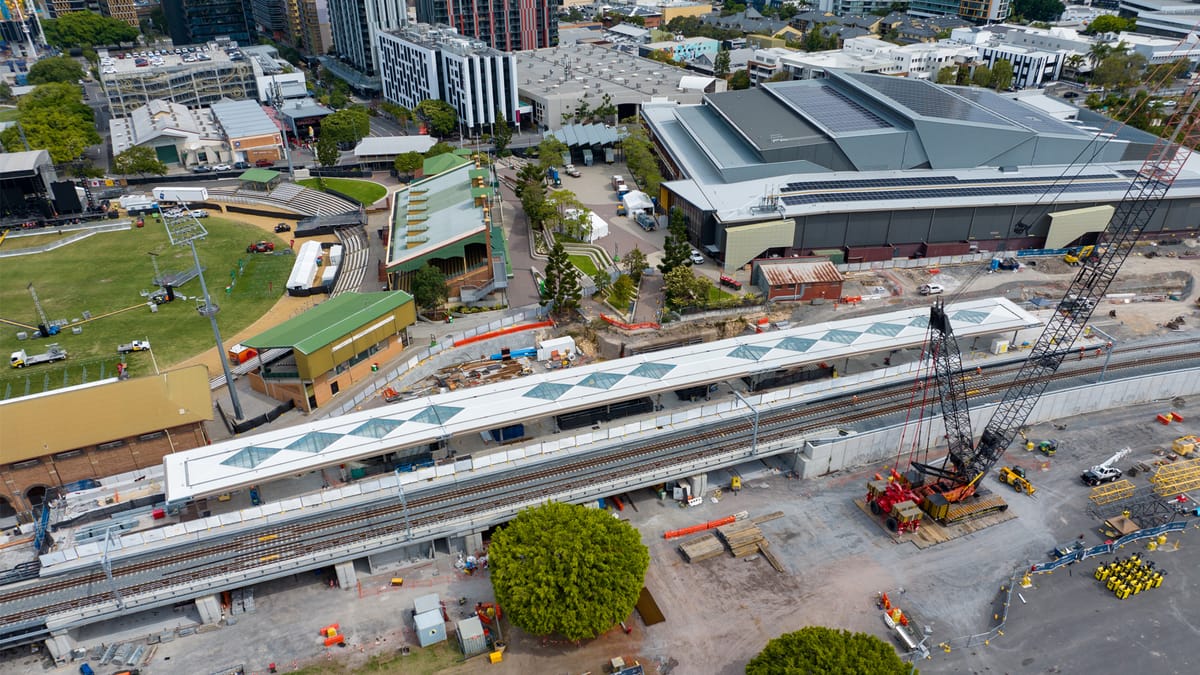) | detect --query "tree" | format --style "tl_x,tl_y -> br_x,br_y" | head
592,93 -> 618,125
971,65 -> 992,88
729,69 -> 751,90
623,247 -> 648,284
746,627 -> 912,675
27,57 -> 85,85
1064,53 -> 1086,80
489,502 -> 649,641
619,122 -> 662,197
663,266 -> 711,310
410,264 -> 448,311
1086,15 -> 1134,35
315,134 -> 340,167
1093,52 -> 1147,91
658,207 -> 692,275
43,11 -> 139,48
935,66 -> 957,85
0,81 -> 12,104
1087,42 -> 1111,69
714,49 -> 731,79
536,137 -> 569,171
416,99 -> 458,137
541,240 -> 582,315
424,141 -> 455,158
112,146 -> 168,176
0,83 -> 99,164
608,274 -> 636,309
393,151 -> 423,178
492,109 -> 513,157
321,107 -> 370,145
1010,0 -> 1064,23
991,59 -> 1014,91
